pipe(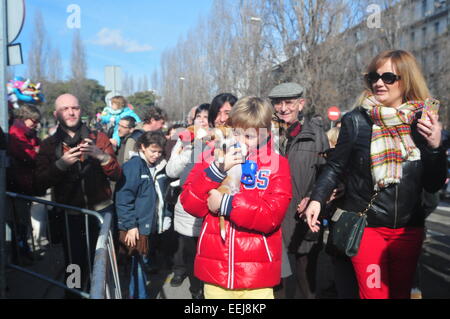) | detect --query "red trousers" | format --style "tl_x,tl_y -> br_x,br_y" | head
351,226 -> 424,299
